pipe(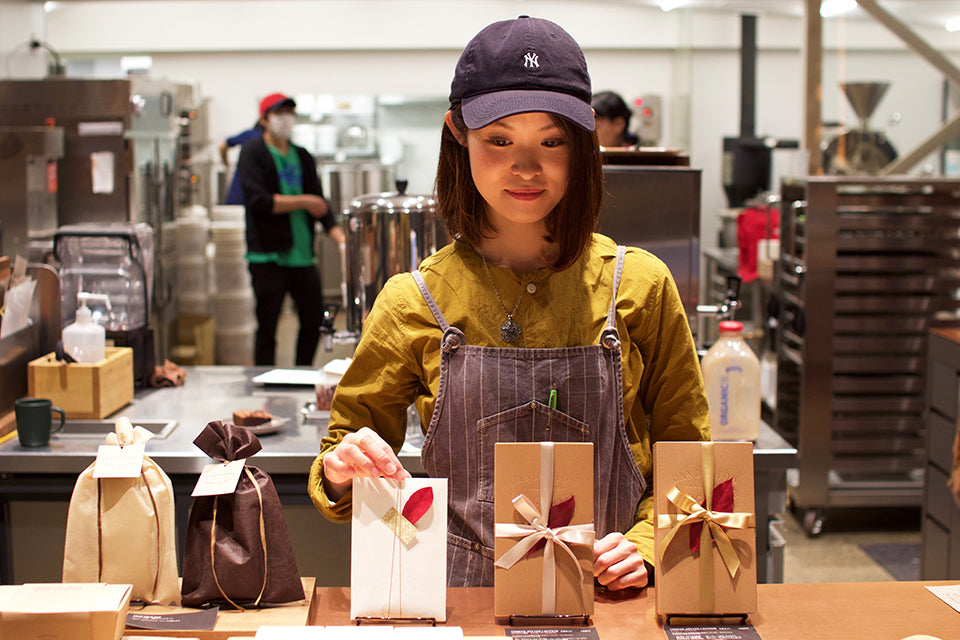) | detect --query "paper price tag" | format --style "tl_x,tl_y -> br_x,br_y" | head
192,459 -> 246,496
93,444 -> 146,478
